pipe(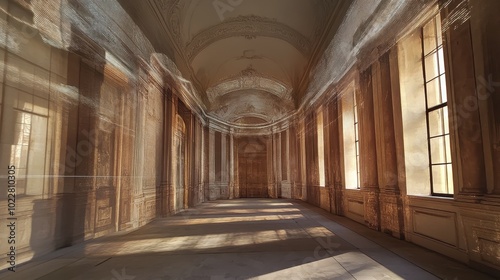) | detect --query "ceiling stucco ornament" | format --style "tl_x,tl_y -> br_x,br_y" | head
155,0 -> 175,10
237,50 -> 263,60
155,0 -> 185,37
126,0 -> 353,131
231,113 -> 272,124
234,116 -> 268,125
241,65 -> 257,77
185,15 -> 311,61
206,67 -> 293,103
212,103 -> 275,124
212,63 -> 288,88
